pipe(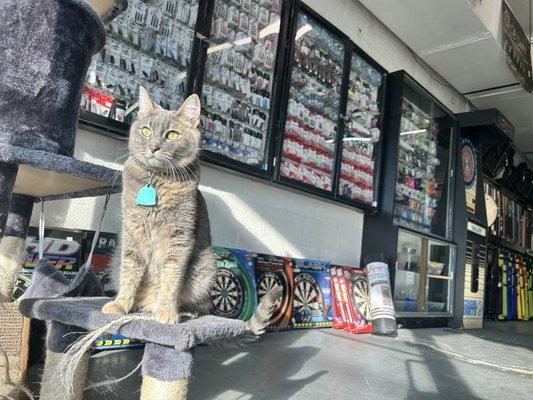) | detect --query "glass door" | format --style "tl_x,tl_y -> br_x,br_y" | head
337,50 -> 385,206
84,0 -> 200,123
200,0 -> 283,169
394,229 -> 455,316
393,80 -> 454,238
278,8 -> 345,192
